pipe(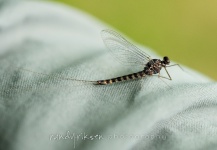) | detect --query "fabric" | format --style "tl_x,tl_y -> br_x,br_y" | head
0,1 -> 217,150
